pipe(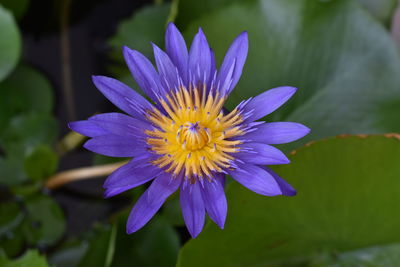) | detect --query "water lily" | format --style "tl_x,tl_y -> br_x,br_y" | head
69,23 -> 310,237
